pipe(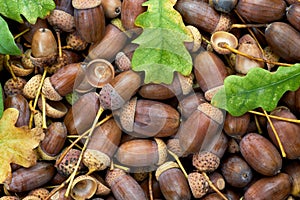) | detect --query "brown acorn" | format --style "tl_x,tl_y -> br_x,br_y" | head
4,77 -> 26,96
102,0 -> 121,18
64,92 -> 100,135
105,168 -> 148,200
177,92 -> 206,119
284,161 -> 300,197
209,131 -> 228,159
223,112 -> 250,139
240,133 -> 282,176
115,138 -> 168,167
155,161 -> 191,200
244,173 -> 292,200
236,0 -> 286,23
121,0 -> 147,30
267,106 -> 300,159
287,3 -> 300,31
116,98 -> 180,137
178,103 -> 225,155
83,119 -> 122,172
4,94 -> 30,127
73,0 -> 105,43
265,22 -> 300,62
221,155 -> 253,188
175,0 -> 232,33
5,162 -> 55,193
207,172 -> 225,193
